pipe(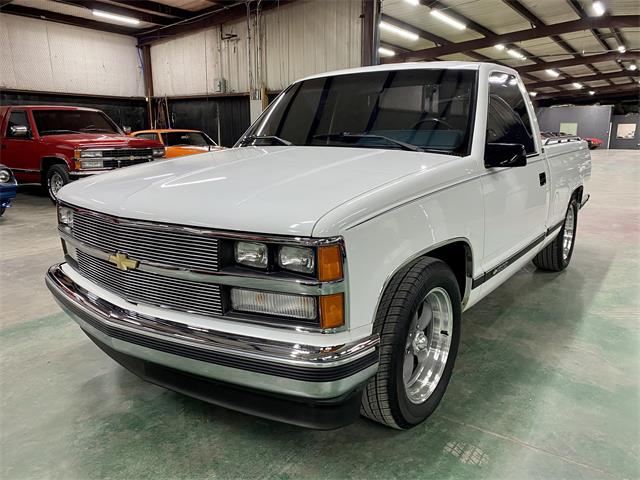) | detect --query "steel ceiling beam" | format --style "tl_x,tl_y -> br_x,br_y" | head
400,15 -> 639,61
137,1 -> 294,46
0,3 -> 138,35
504,0 -> 608,79
565,0 -> 611,51
53,0 -> 174,25
536,82 -> 638,100
517,51 -> 639,73
528,70 -> 639,90
107,1 -> 192,19
380,13 -> 539,80
425,0 -> 540,64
